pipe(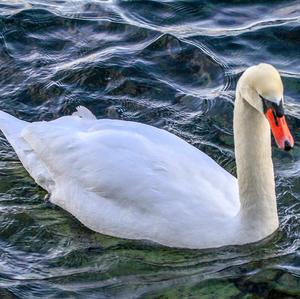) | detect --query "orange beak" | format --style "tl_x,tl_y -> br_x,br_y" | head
265,108 -> 294,151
